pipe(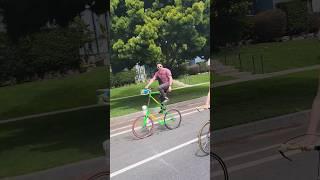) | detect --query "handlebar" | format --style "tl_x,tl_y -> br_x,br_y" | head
140,88 -> 160,95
